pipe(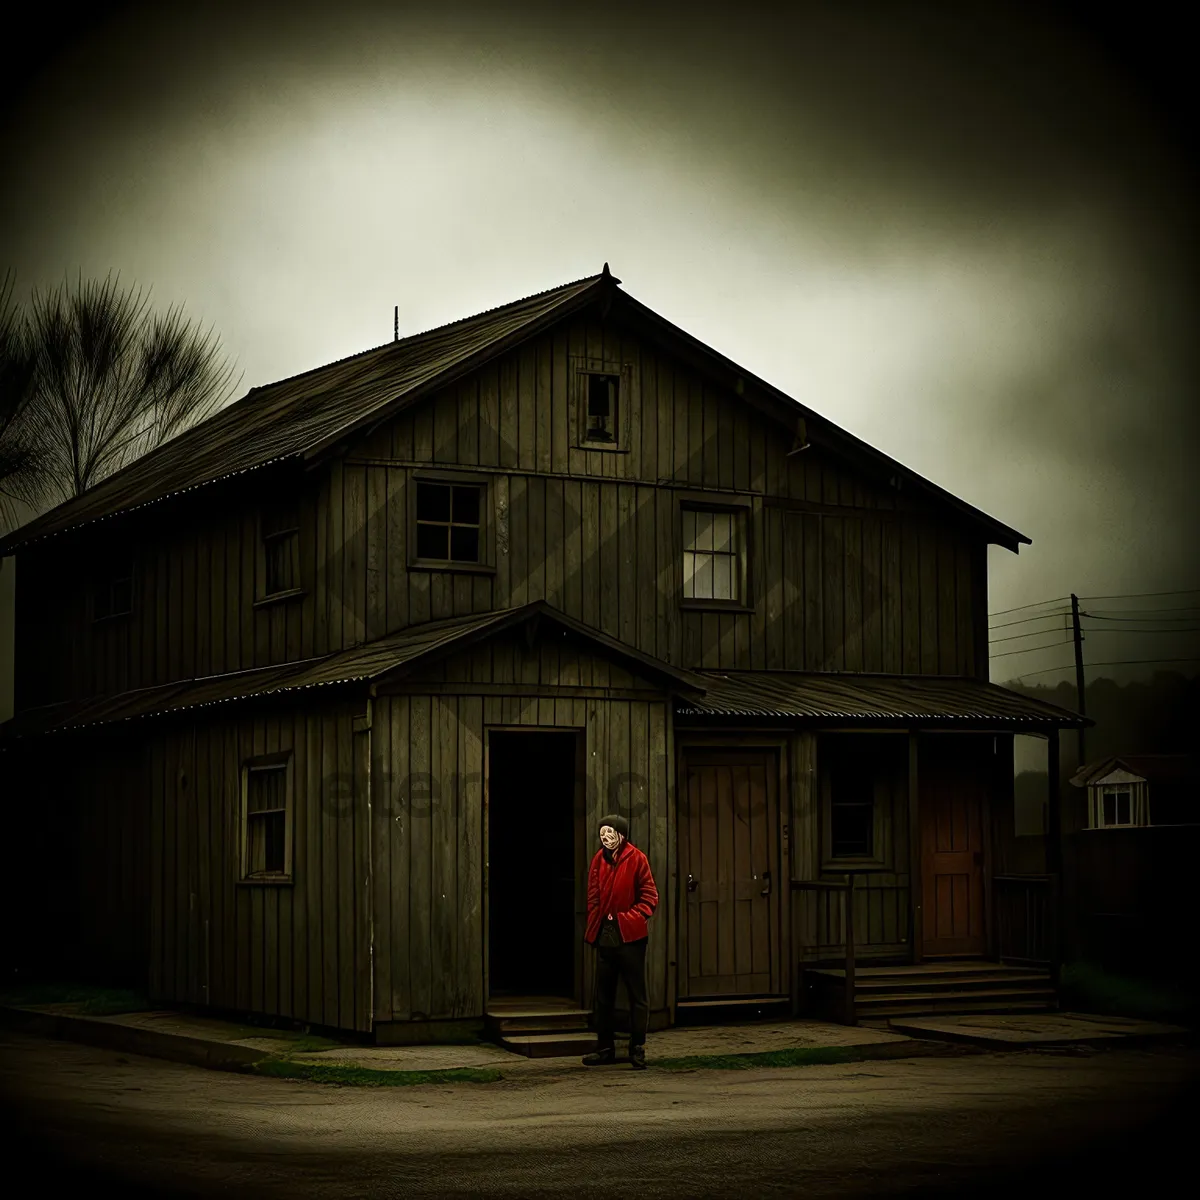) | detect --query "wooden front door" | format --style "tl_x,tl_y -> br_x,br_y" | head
681,749 -> 782,996
920,741 -> 987,956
